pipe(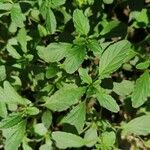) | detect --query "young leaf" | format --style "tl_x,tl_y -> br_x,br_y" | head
0,65 -> 6,81
3,120 -> 26,150
84,123 -> 98,147
136,60 -> 150,70
131,71 -> 150,108
99,40 -> 131,78
79,68 -> 92,84
0,2 -> 12,10
44,84 -> 86,111
87,39 -> 103,58
42,110 -> 52,129
46,8 -> 56,34
73,9 -> 90,35
63,45 -> 86,74
103,0 -> 114,4
10,4 -> 25,28
3,81 -> 27,105
99,131 -> 116,149
96,88 -> 120,113
25,107 -> 40,116
50,0 -> 66,7
17,28 -> 27,53
113,80 -> 134,96
6,44 -> 22,59
122,115 -> 150,136
60,102 -> 86,133
33,123 -> 48,136
52,131 -> 85,149
37,42 -> 72,63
